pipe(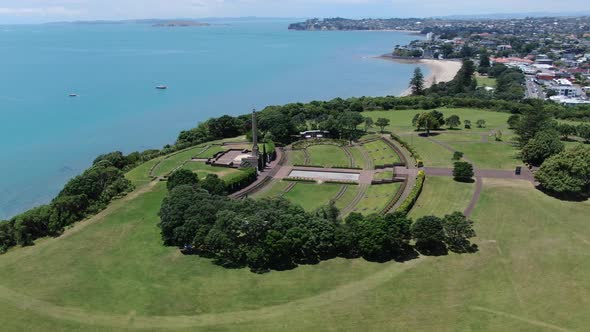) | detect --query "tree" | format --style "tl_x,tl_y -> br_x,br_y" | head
167,169 -> 199,191
446,115 -> 461,129
577,124 -> 590,143
415,112 -> 442,135
339,111 -> 364,143
409,67 -> 425,96
535,145 -> 590,197
507,114 -> 521,130
521,130 -> 565,166
442,212 -> 476,253
453,151 -> 464,160
453,162 -> 474,182
200,174 -> 227,196
476,119 -> 487,128
375,118 -> 390,133
515,107 -> 554,147
364,117 -> 374,132
479,51 -> 491,68
464,120 -> 472,129
556,123 -> 576,140
411,216 -> 446,255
